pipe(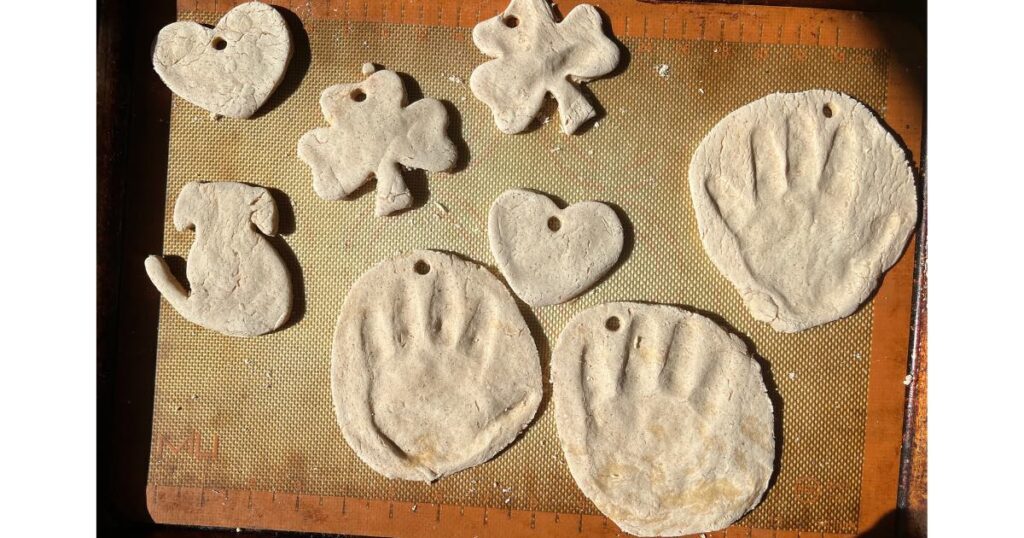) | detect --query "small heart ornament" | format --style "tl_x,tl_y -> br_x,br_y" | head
488,189 -> 624,307
152,1 -> 292,119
